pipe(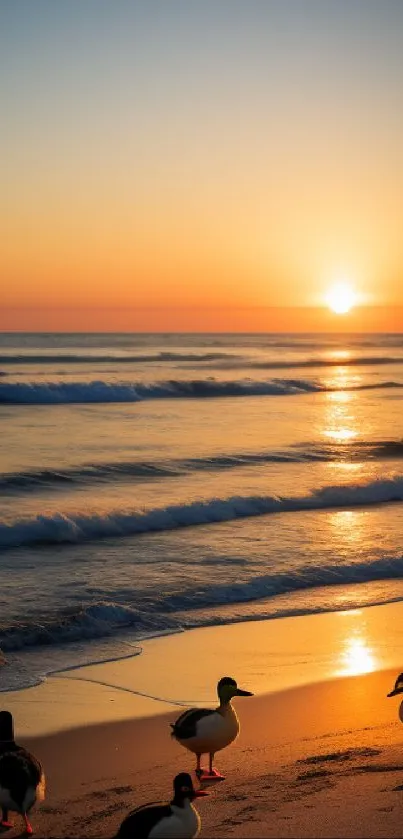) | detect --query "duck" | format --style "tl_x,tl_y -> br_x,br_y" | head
116,772 -> 208,838
0,711 -> 45,835
170,676 -> 253,780
387,672 -> 403,722
387,673 -> 403,698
